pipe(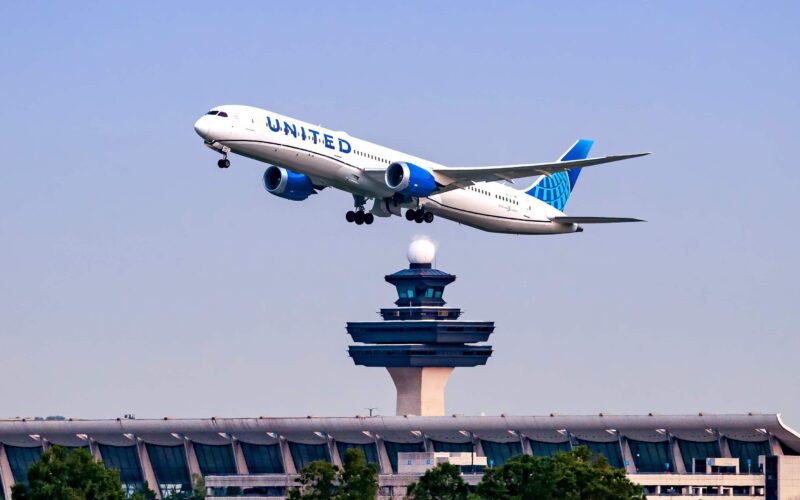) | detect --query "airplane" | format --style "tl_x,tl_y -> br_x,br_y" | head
193,105 -> 649,235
